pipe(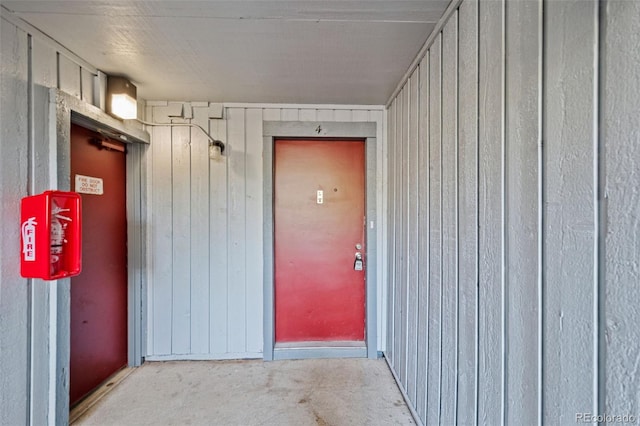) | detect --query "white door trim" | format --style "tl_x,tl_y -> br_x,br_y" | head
262,121 -> 378,360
